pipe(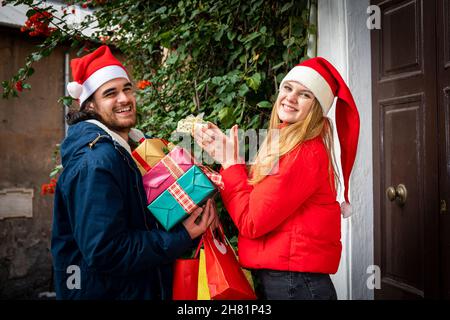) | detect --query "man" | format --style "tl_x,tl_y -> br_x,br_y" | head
52,45 -> 215,299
